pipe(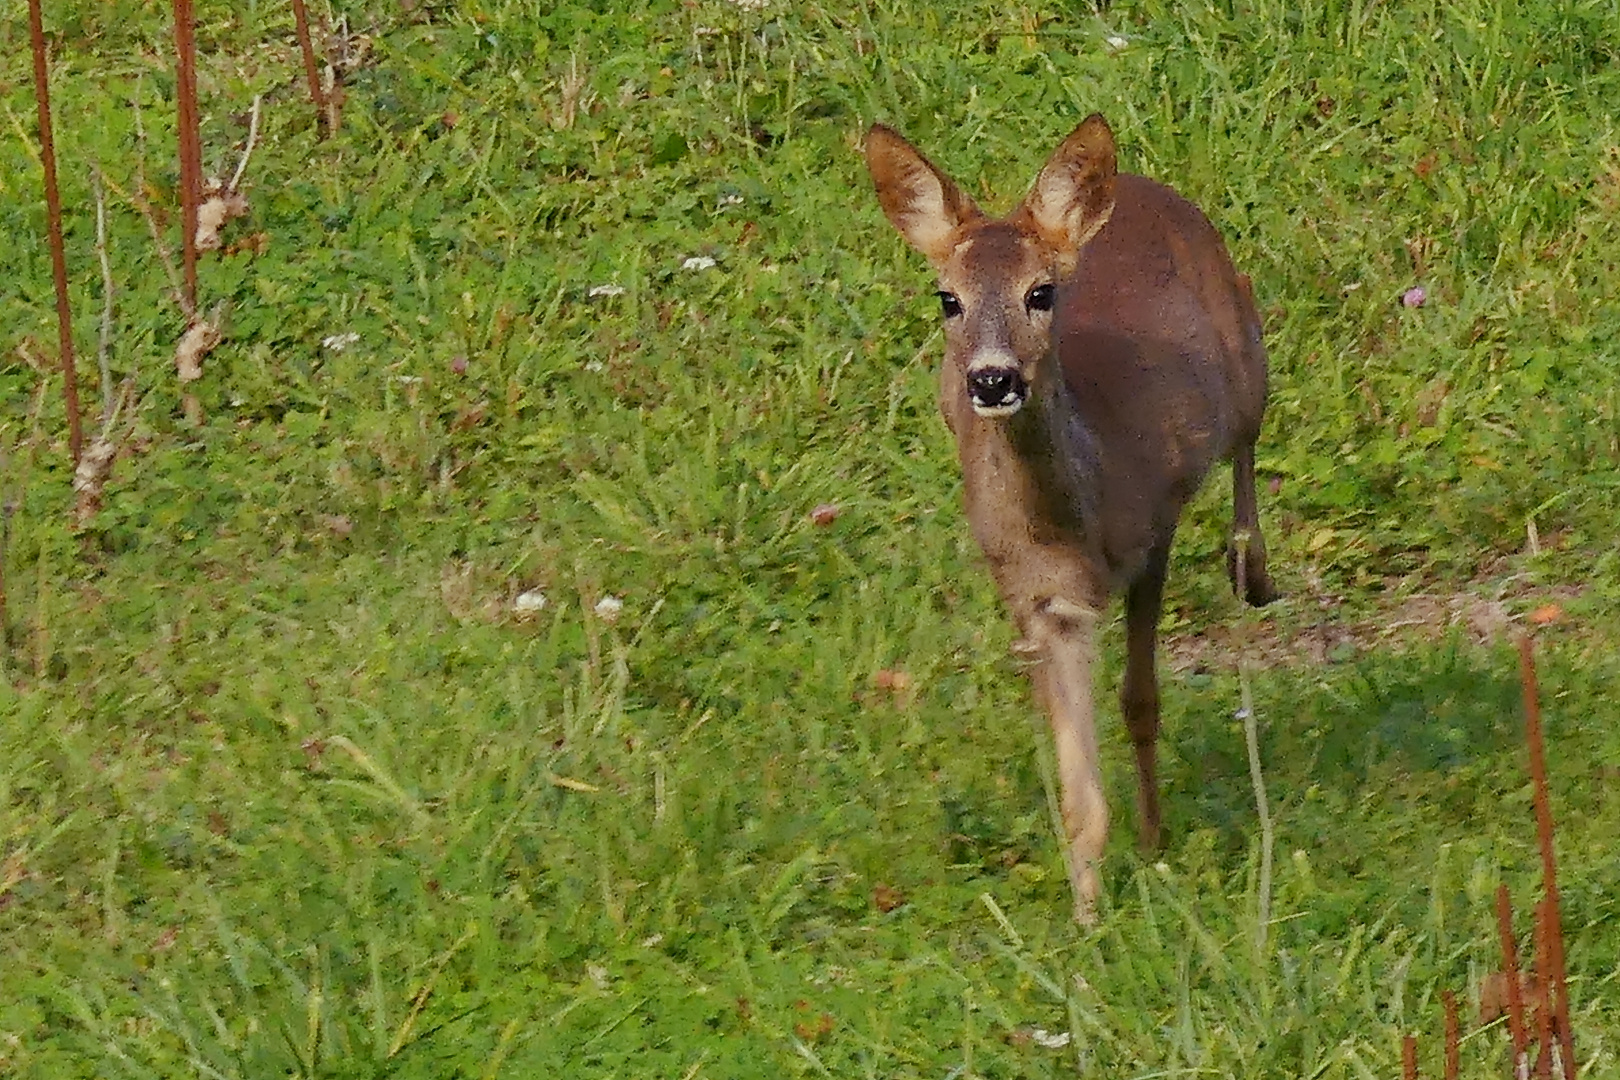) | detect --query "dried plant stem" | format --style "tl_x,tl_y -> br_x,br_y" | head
91,168 -> 116,421
289,0 -> 329,136
26,0 -> 84,465
1498,883 -> 1531,1071
32,545 -> 50,676
118,91 -> 192,319
229,94 -> 263,193
1402,1034 -> 1419,1080
1518,635 -> 1577,1077
322,60 -> 342,137
172,0 -> 203,310
1234,531 -> 1273,954
1240,661 -> 1271,947
0,459 -> 12,657
106,172 -> 190,319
